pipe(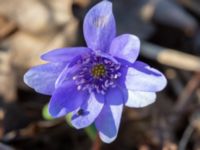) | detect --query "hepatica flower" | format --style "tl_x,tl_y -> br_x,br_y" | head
24,0 -> 167,143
